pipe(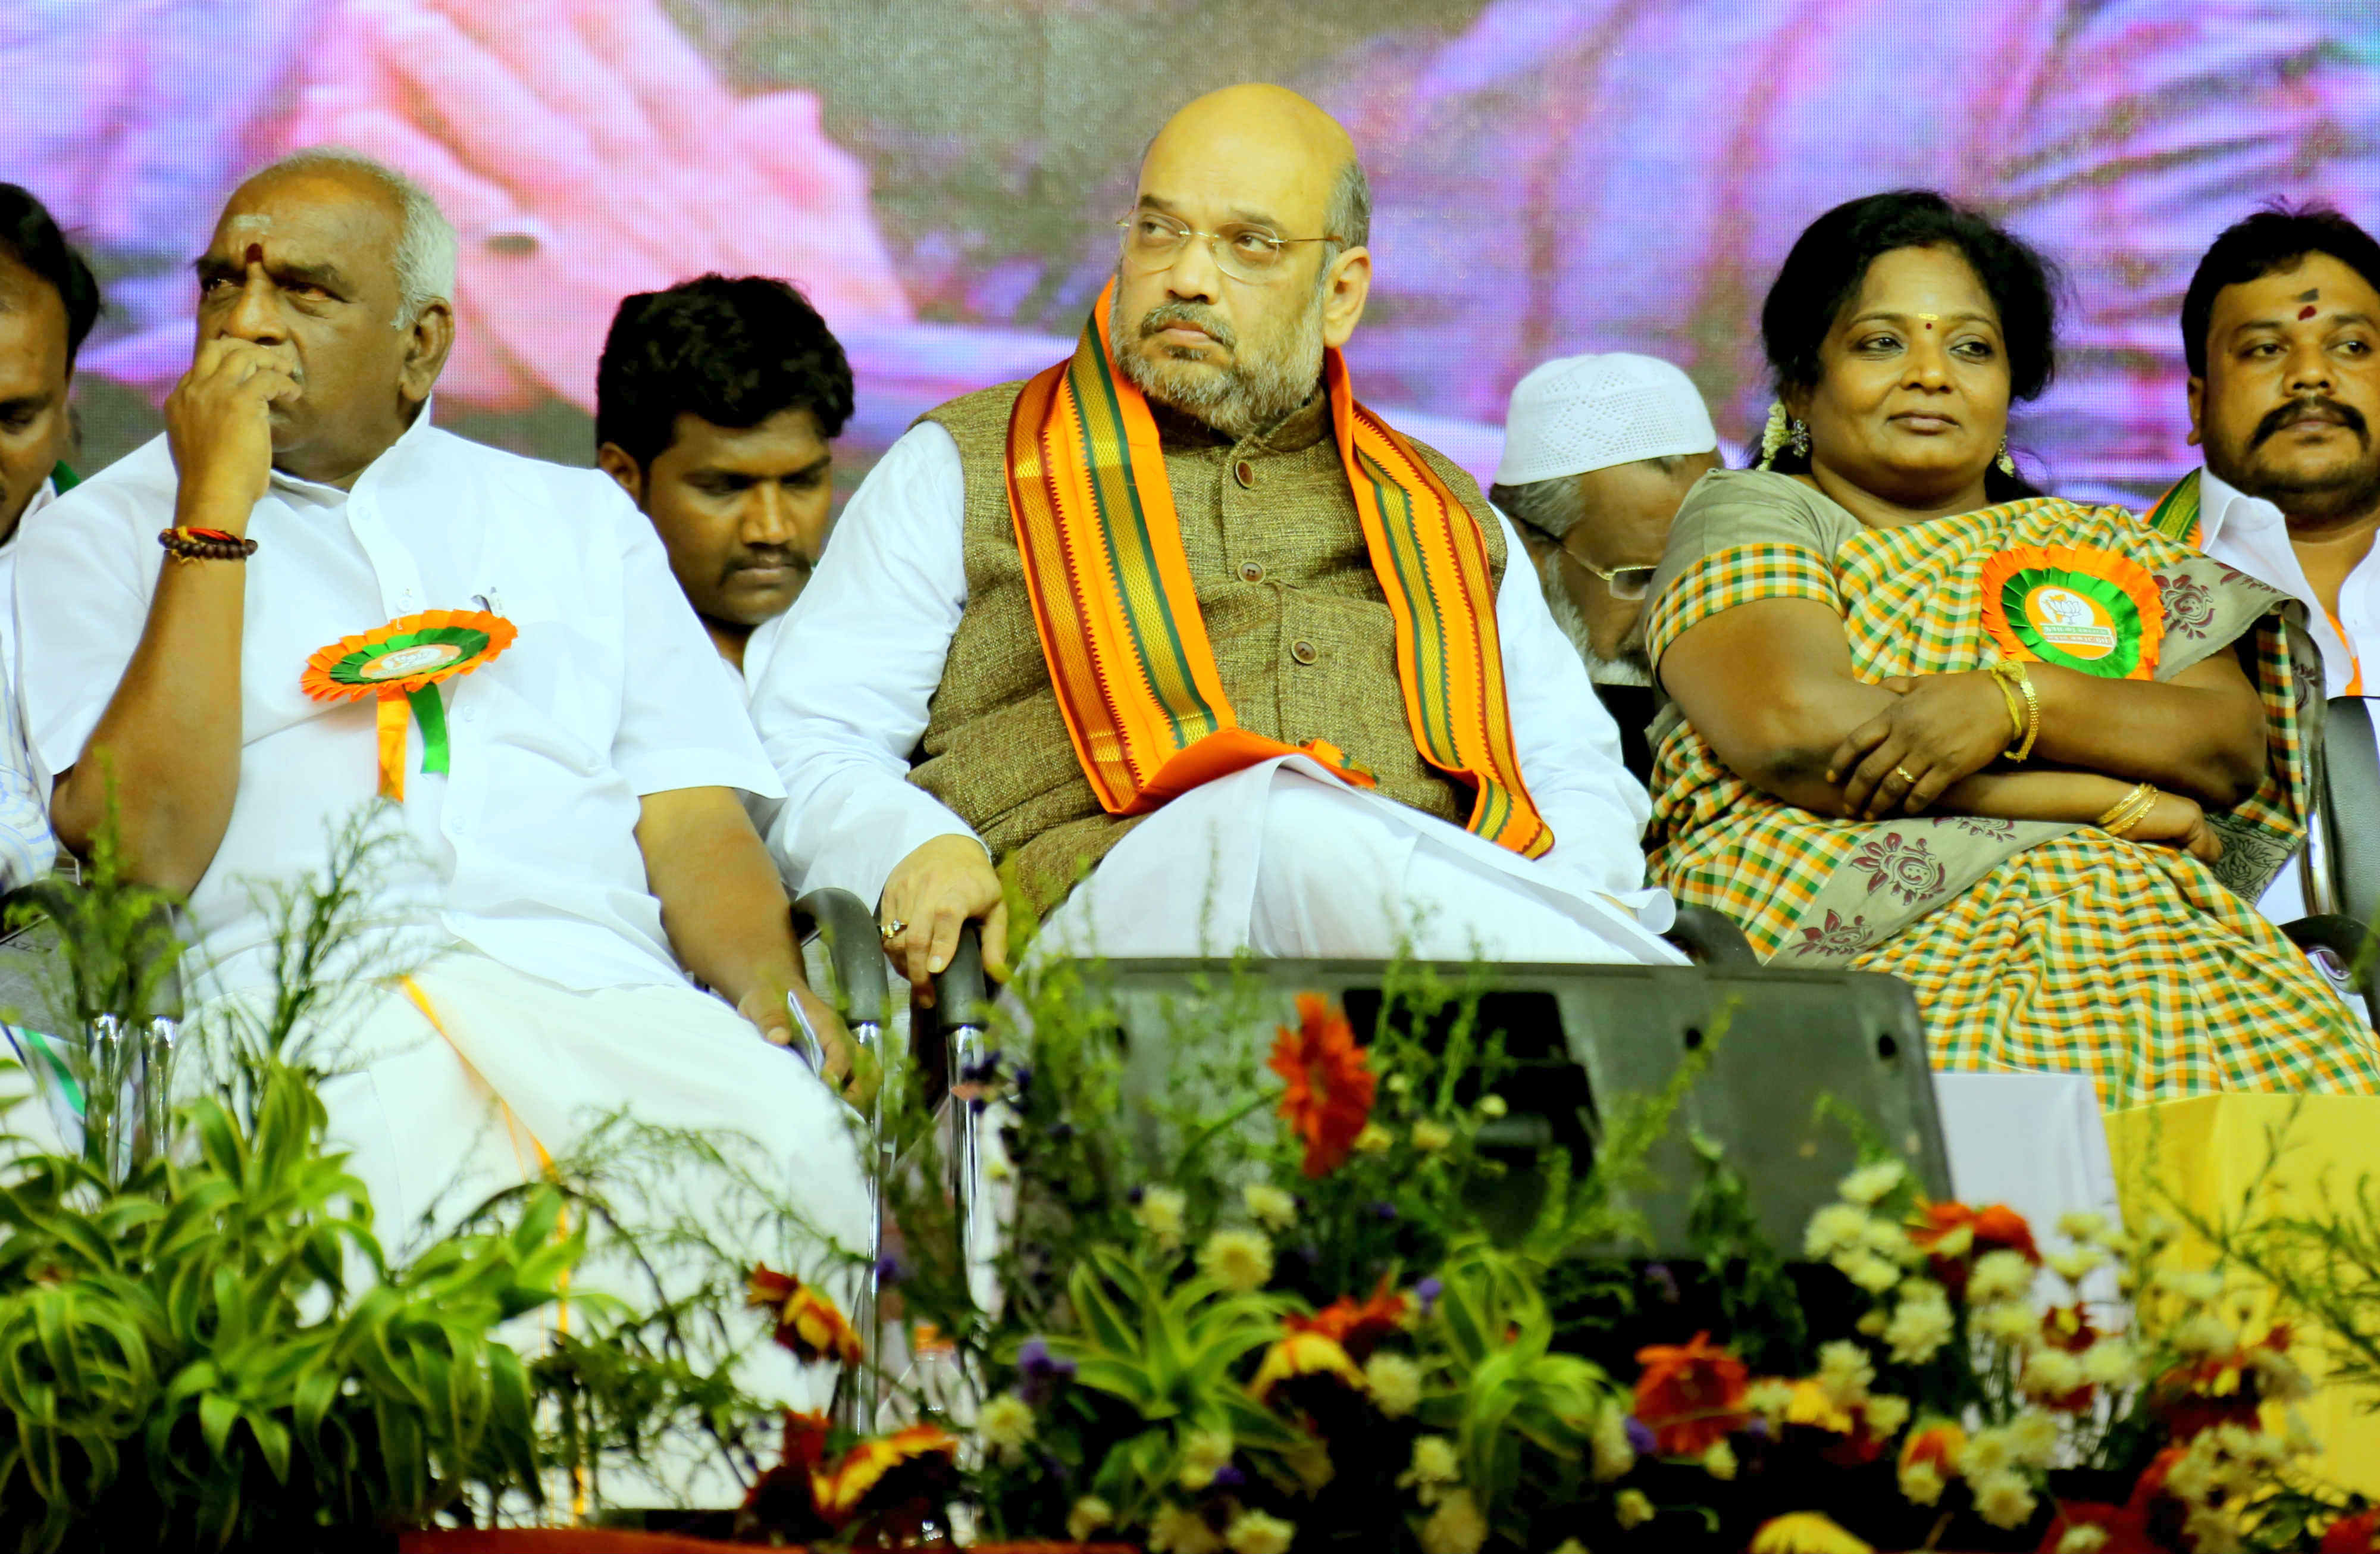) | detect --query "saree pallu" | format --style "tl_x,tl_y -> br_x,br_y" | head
1642,470 -> 2378,1108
